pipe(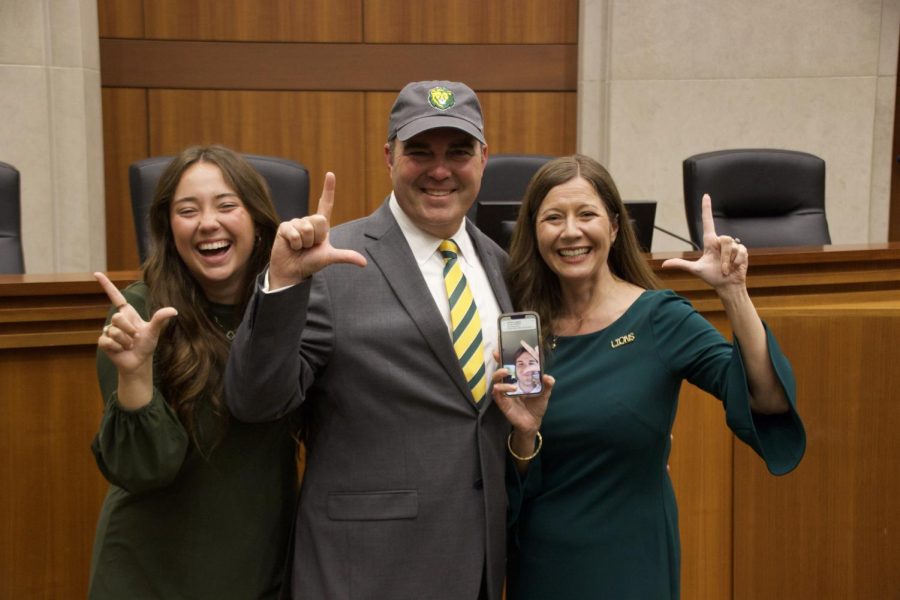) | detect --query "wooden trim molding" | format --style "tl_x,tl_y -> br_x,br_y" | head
0,272 -> 138,350
99,39 -> 577,91
649,243 -> 900,313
